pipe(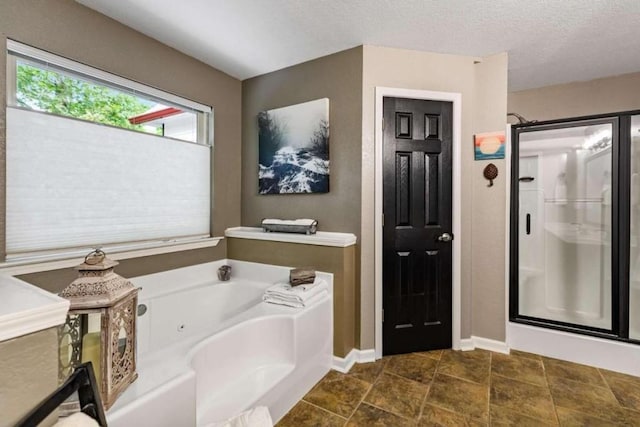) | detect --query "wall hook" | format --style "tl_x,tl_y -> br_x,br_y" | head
484,163 -> 498,187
